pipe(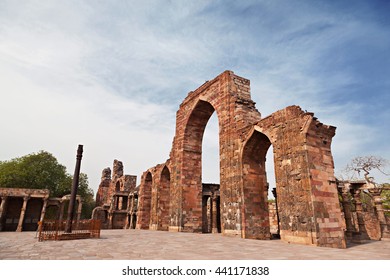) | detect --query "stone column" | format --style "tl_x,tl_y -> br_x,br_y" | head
76,199 -> 83,225
128,195 -> 134,229
38,198 -> 49,233
338,184 -> 355,238
350,187 -> 369,241
272,188 -> 280,236
212,194 -> 218,233
368,188 -> 390,239
108,196 -> 114,229
124,195 -> 130,229
16,196 -> 30,232
0,196 -> 8,231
